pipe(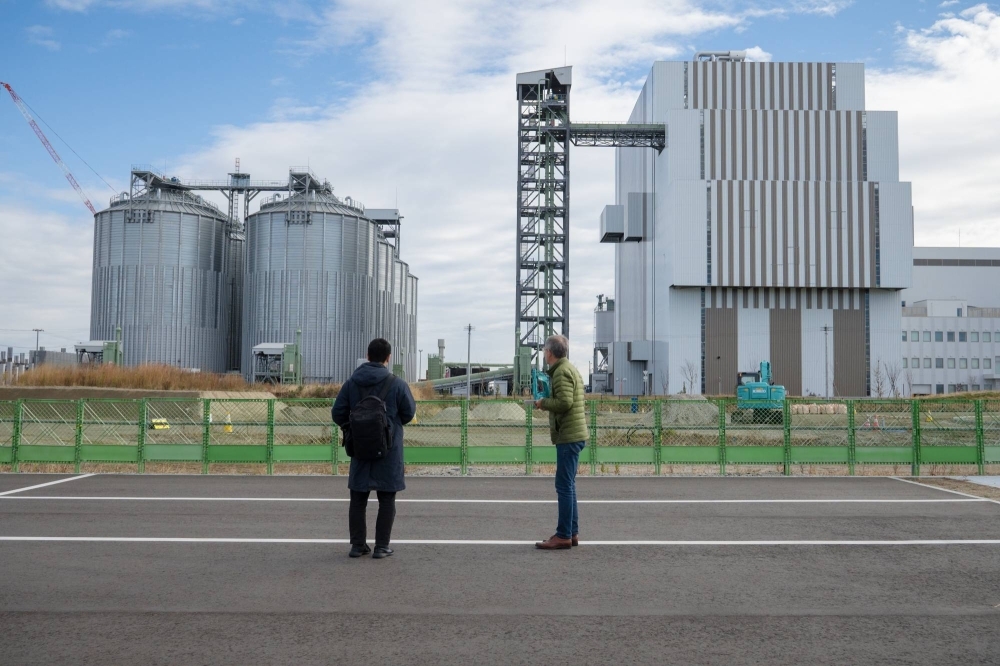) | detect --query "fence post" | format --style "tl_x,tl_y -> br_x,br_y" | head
137,399 -> 147,474
975,400 -> 985,476
653,401 -> 662,476
202,399 -> 211,474
525,401 -> 533,475
718,398 -> 727,476
847,400 -> 856,476
332,401 -> 340,476
782,400 -> 791,476
74,399 -> 84,474
911,400 -> 921,477
12,399 -> 22,472
460,399 -> 468,476
266,400 -> 275,476
589,401 -> 598,475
